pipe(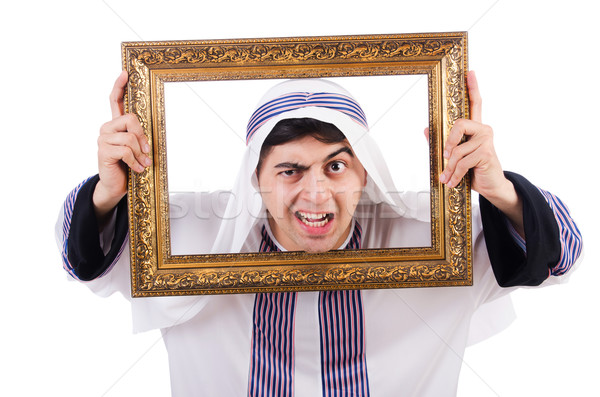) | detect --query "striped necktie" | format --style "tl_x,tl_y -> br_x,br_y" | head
248,222 -> 370,396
